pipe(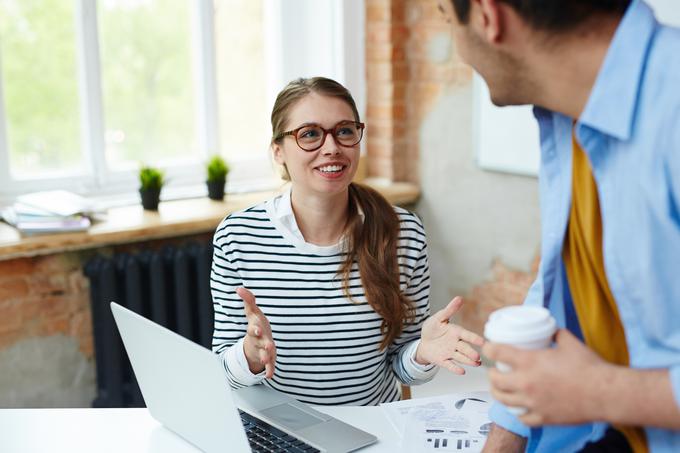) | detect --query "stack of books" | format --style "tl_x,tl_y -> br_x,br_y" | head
1,190 -> 98,235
